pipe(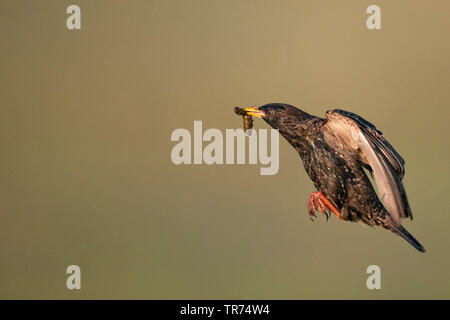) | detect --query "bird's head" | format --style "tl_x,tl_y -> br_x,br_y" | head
244,103 -> 313,130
